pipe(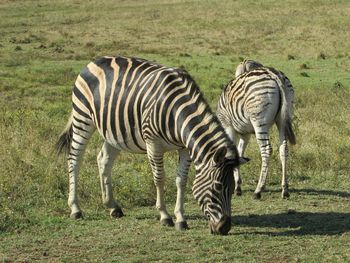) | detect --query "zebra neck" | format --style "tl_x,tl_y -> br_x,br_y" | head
179,106 -> 230,169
